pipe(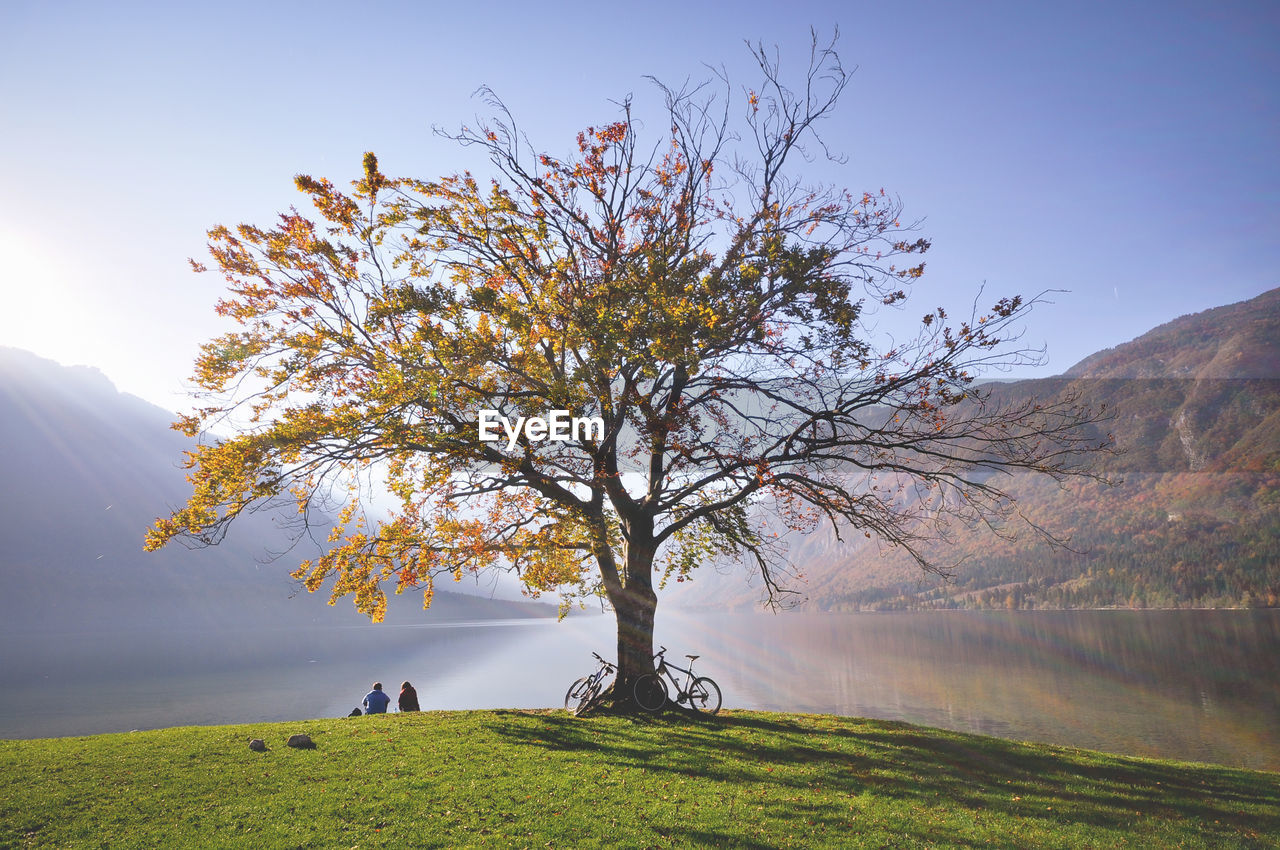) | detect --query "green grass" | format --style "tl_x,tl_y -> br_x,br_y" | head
1,711 -> 1276,848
